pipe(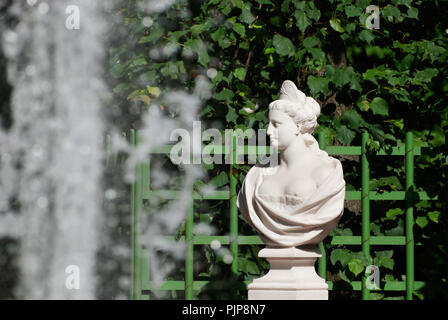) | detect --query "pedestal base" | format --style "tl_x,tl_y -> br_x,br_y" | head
248,246 -> 328,300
